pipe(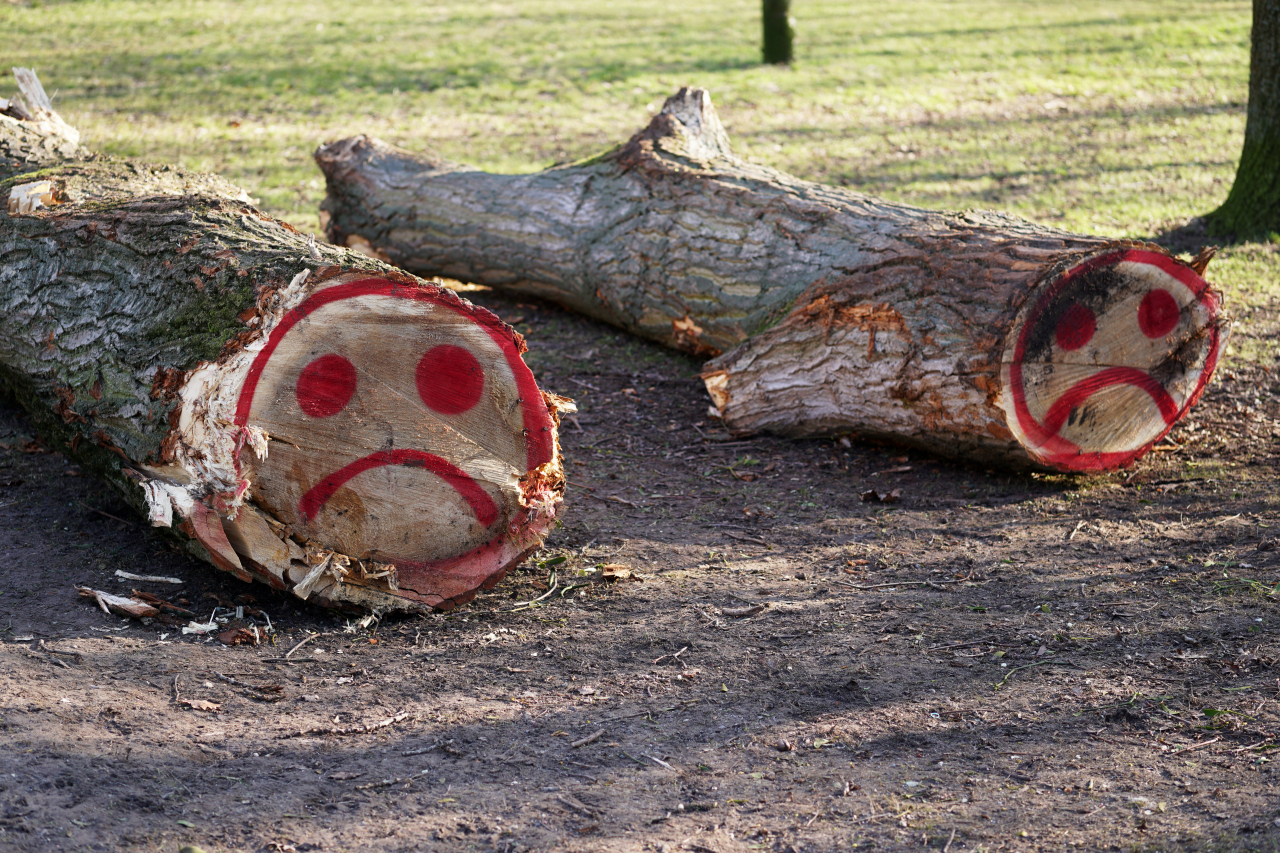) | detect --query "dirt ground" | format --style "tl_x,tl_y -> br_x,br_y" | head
2,276 -> 1280,853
